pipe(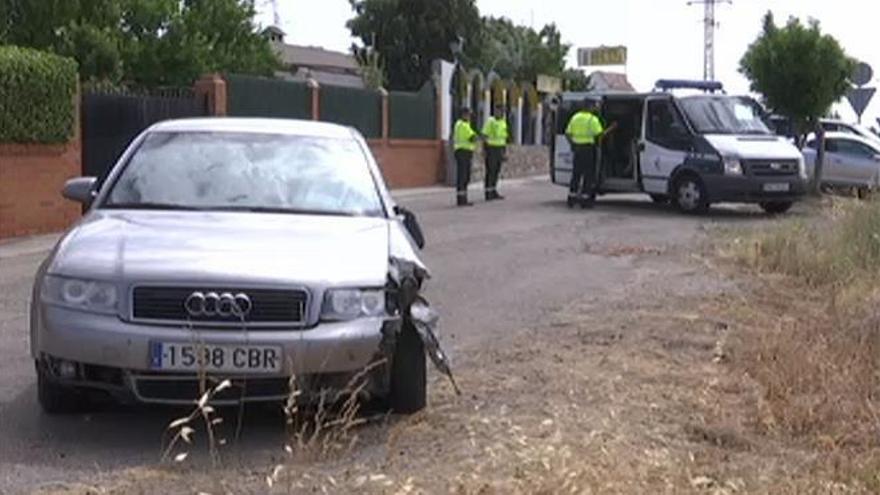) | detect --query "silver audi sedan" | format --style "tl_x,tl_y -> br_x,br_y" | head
30,118 -> 432,414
